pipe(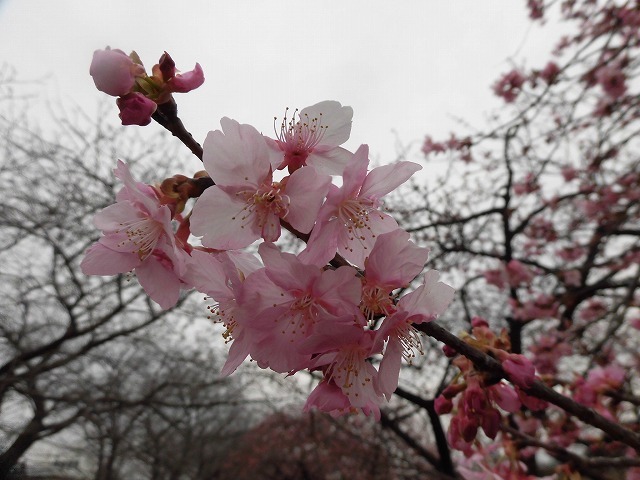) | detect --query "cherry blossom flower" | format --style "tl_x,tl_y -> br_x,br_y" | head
182,248 -> 262,376
300,144 -> 421,268
233,243 -> 362,373
302,320 -> 384,414
493,69 -> 527,103
81,161 -> 187,309
267,100 -> 354,175
360,229 -> 429,320
374,270 -> 455,399
190,118 -> 331,249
